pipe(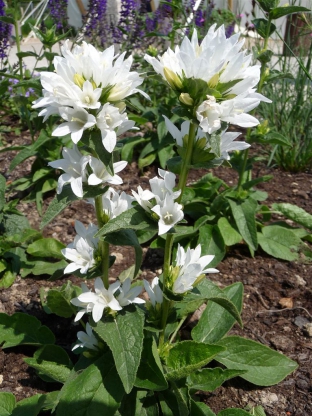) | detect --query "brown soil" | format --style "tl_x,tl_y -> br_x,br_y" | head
0,117 -> 312,415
